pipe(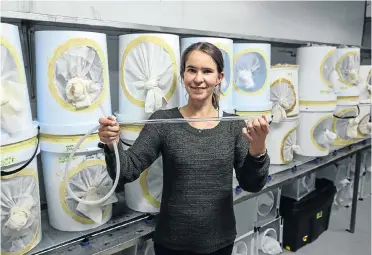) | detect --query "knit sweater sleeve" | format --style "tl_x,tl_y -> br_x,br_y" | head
233,120 -> 270,192
104,111 -> 163,185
